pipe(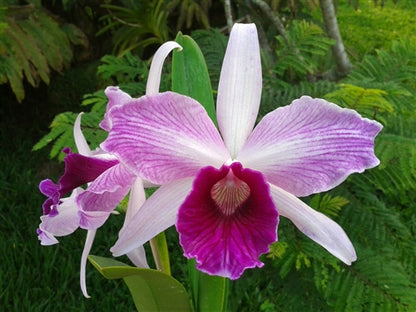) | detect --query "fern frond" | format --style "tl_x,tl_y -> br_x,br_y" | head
309,193 -> 349,218
324,84 -> 394,121
33,112 -> 77,160
274,20 -> 334,80
345,41 -> 416,115
360,132 -> 416,200
0,5 -> 87,101
33,110 -> 106,160
81,90 -> 108,113
324,249 -> 416,312
97,53 -> 149,94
